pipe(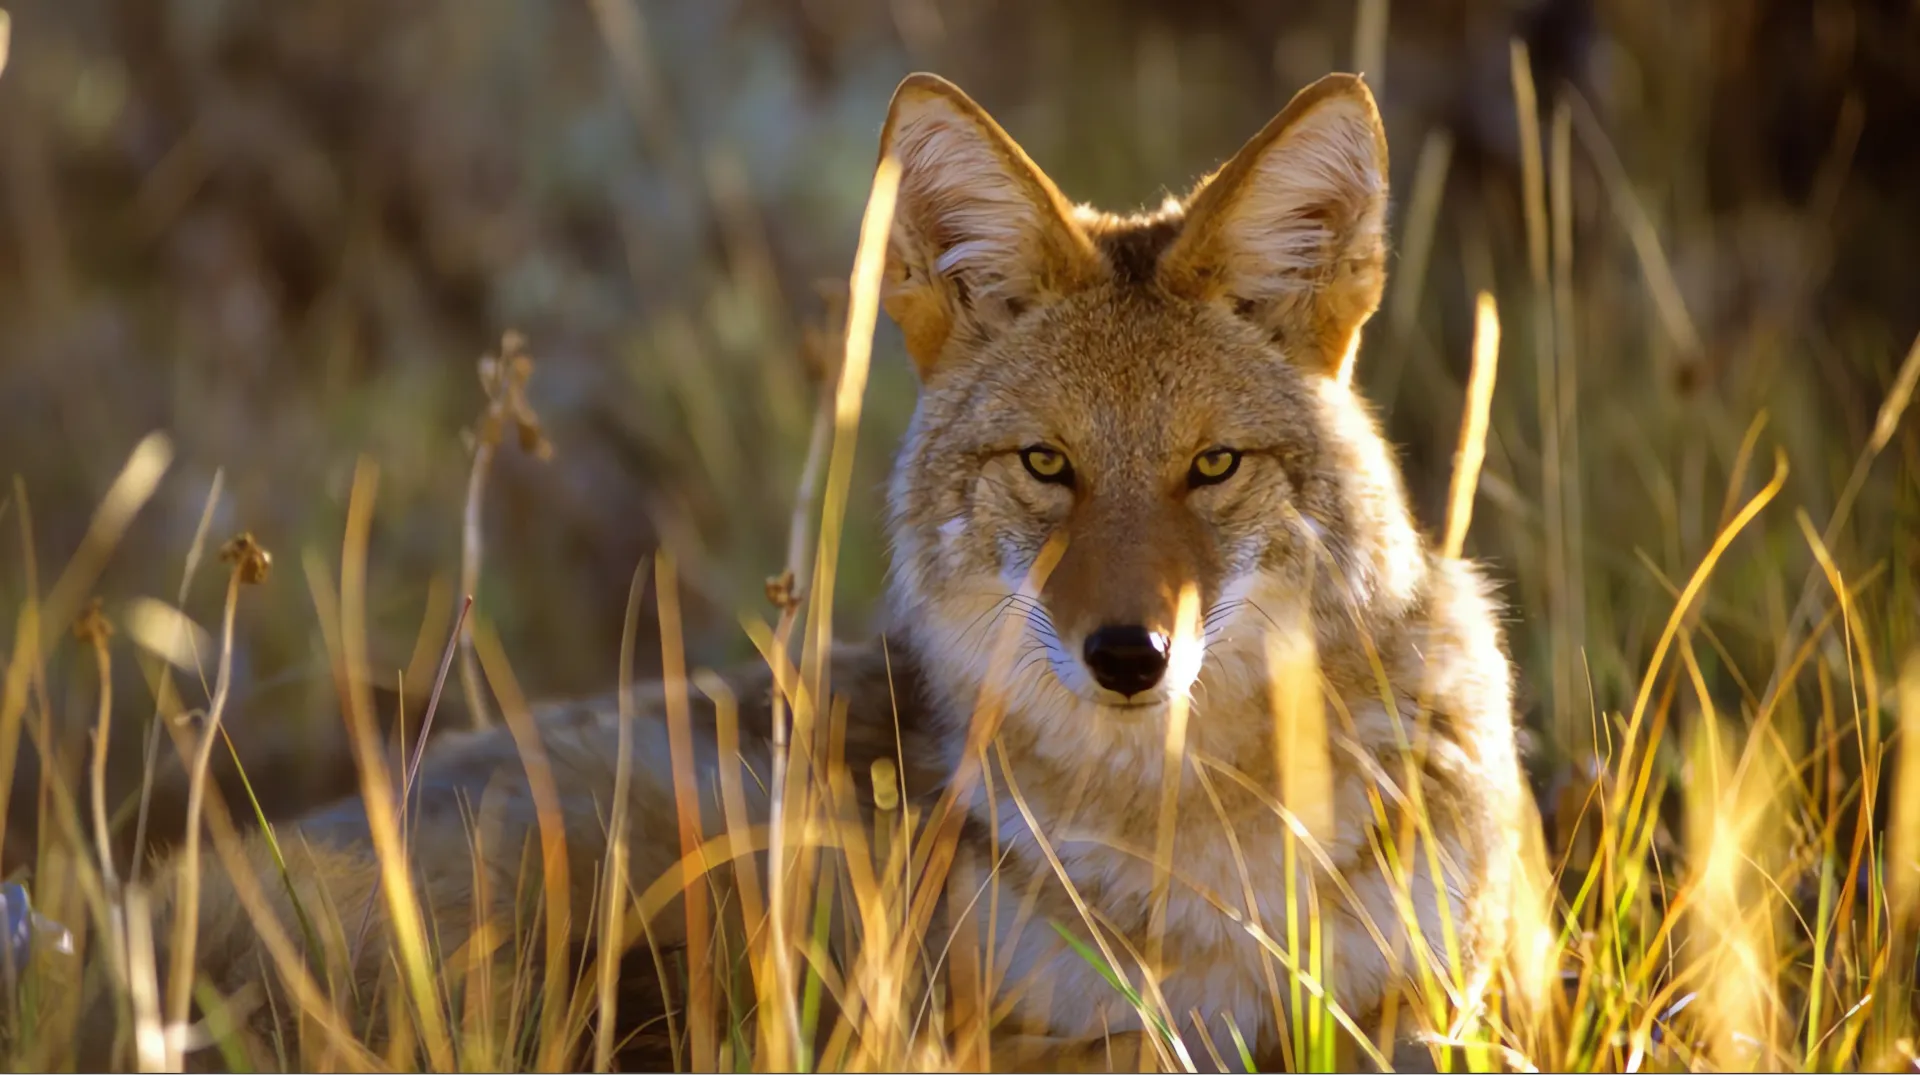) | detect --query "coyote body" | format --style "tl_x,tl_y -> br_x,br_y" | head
126,72 -> 1524,1071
